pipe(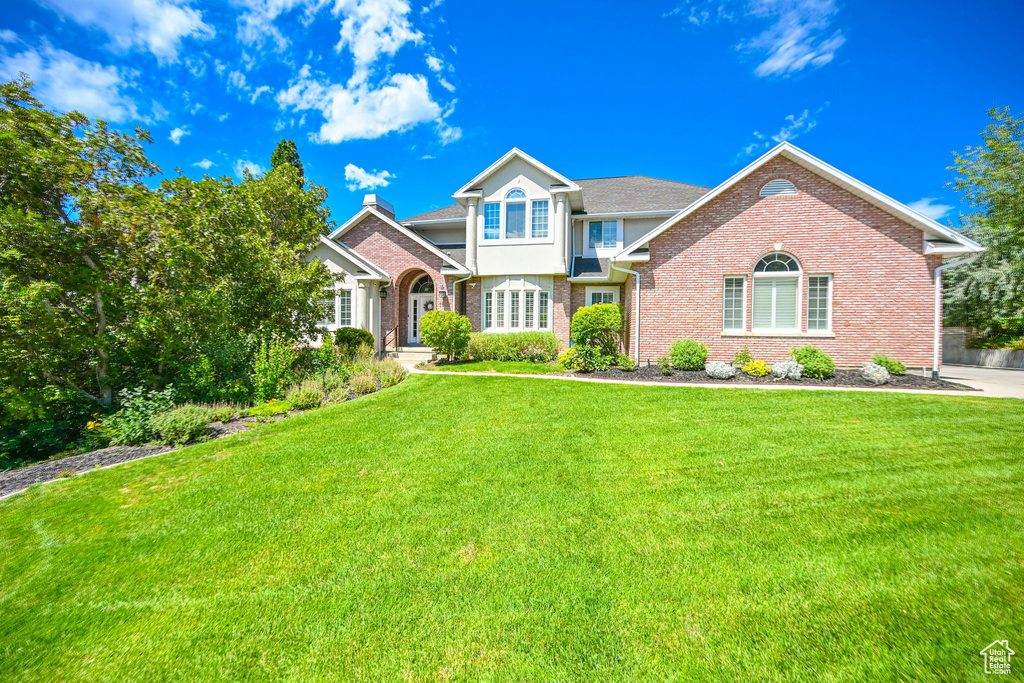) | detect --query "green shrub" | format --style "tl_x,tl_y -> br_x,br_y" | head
669,339 -> 708,371
318,371 -> 349,395
570,303 -> 622,356
207,404 -> 239,423
334,327 -> 375,357
349,372 -> 378,395
790,345 -> 835,379
468,332 -> 560,361
284,380 -> 324,410
420,310 -> 472,361
615,353 -> 636,371
557,345 -> 612,372
742,360 -> 771,377
245,400 -> 292,418
657,356 -> 673,376
369,359 -> 408,388
872,353 -> 906,375
733,346 -> 754,366
250,337 -> 298,403
152,405 -> 213,446
104,386 -> 178,446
